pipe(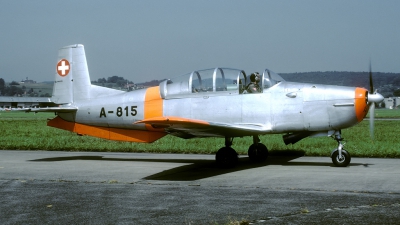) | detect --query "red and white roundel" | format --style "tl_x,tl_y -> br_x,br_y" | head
57,59 -> 70,77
